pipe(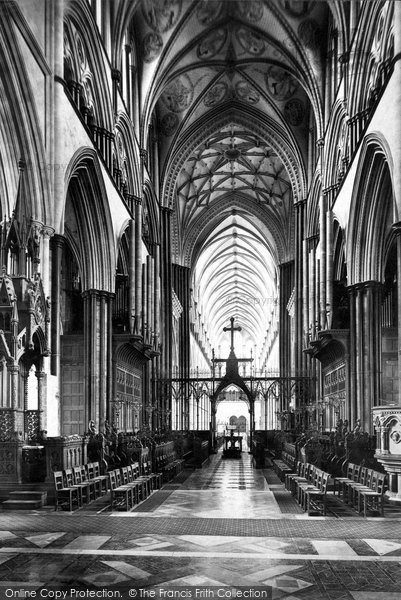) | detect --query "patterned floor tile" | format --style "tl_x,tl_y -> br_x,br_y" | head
101,560 -> 151,578
64,535 -> 111,549
362,539 -> 401,555
179,535 -> 241,547
25,532 -> 66,548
